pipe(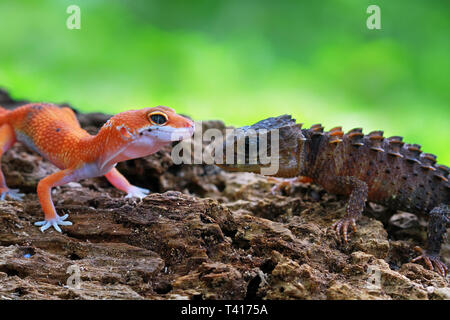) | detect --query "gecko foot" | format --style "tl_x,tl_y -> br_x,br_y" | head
0,188 -> 25,201
125,186 -> 150,200
411,246 -> 448,277
34,214 -> 73,233
332,217 -> 357,244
